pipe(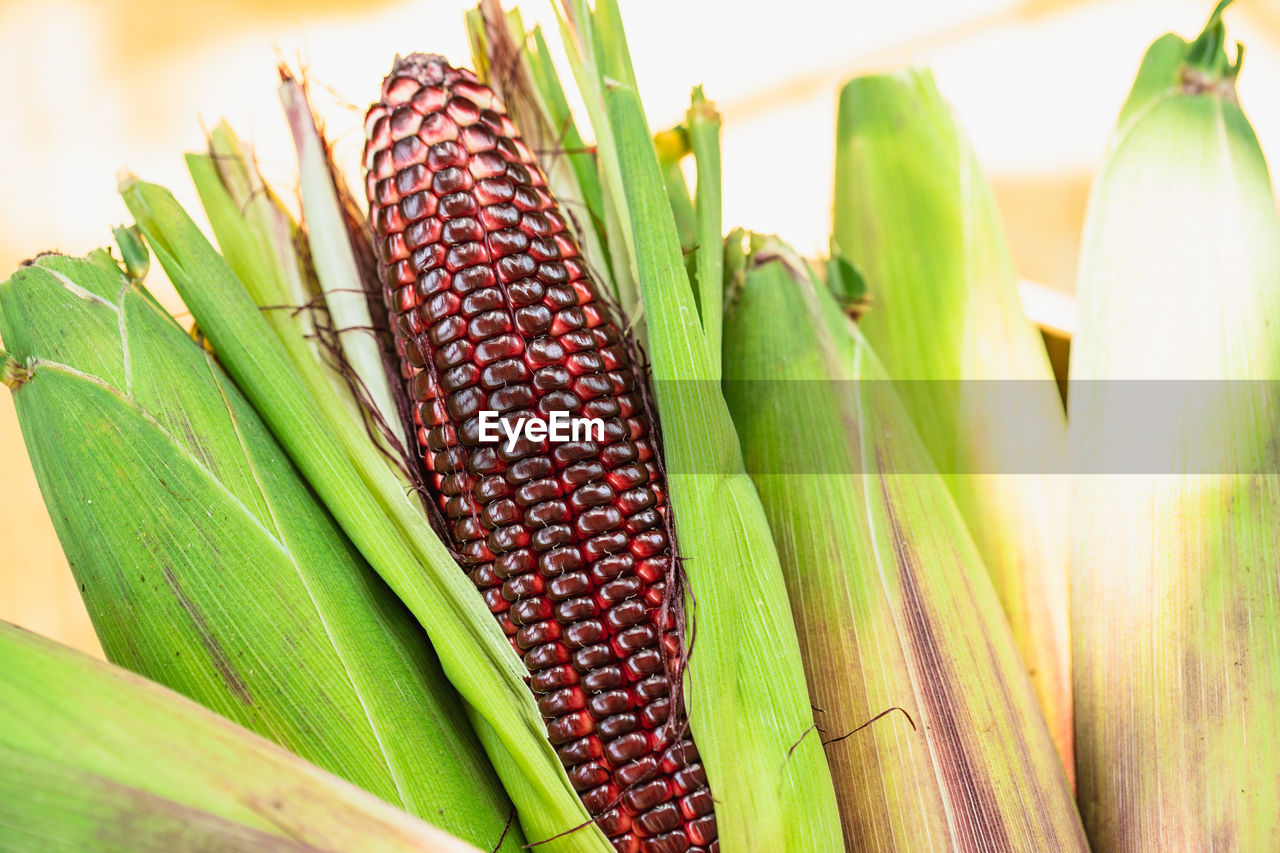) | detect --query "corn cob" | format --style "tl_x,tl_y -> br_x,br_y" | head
363,55 -> 715,853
